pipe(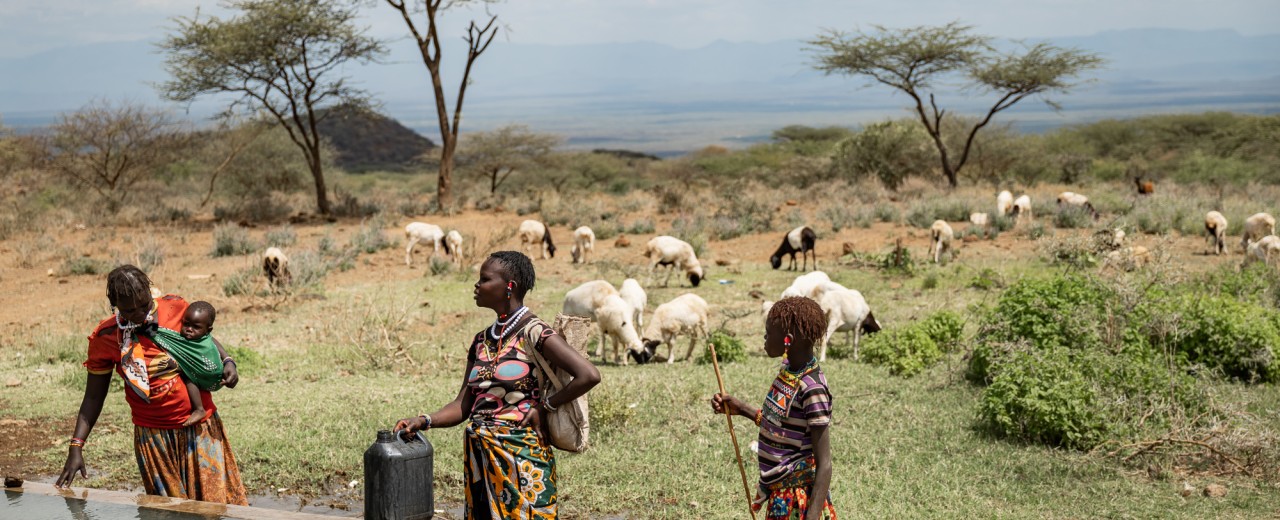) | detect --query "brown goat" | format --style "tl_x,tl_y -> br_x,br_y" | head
1135,177 -> 1155,195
